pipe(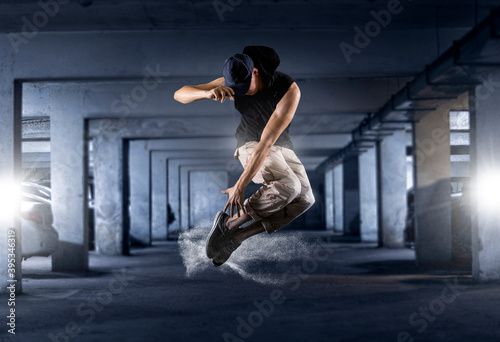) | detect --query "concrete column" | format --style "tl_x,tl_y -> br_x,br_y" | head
378,130 -> 407,248
359,148 -> 378,243
324,168 -> 334,231
129,140 -> 151,246
343,158 -> 360,236
333,164 -> 344,233
0,80 -> 21,293
151,152 -> 169,240
471,73 -> 500,281
92,134 -> 124,255
413,94 -> 468,266
51,91 -> 88,272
